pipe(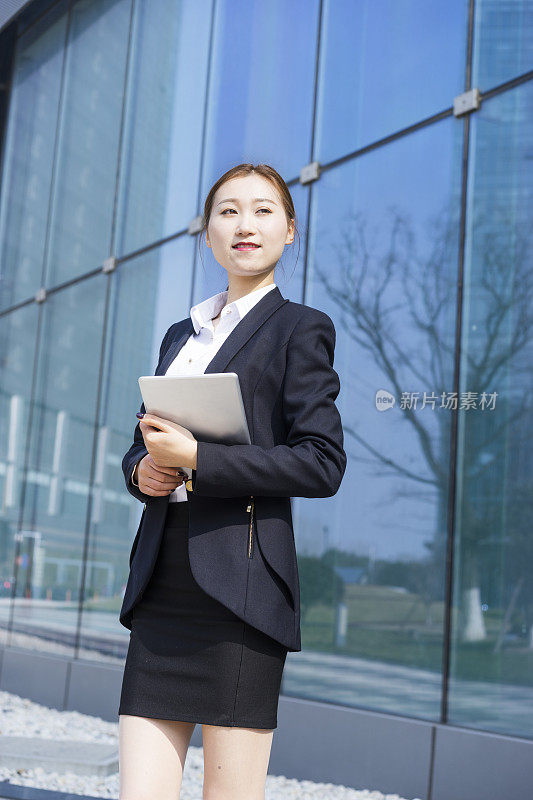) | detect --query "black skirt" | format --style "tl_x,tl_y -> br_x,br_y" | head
118,500 -> 288,729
